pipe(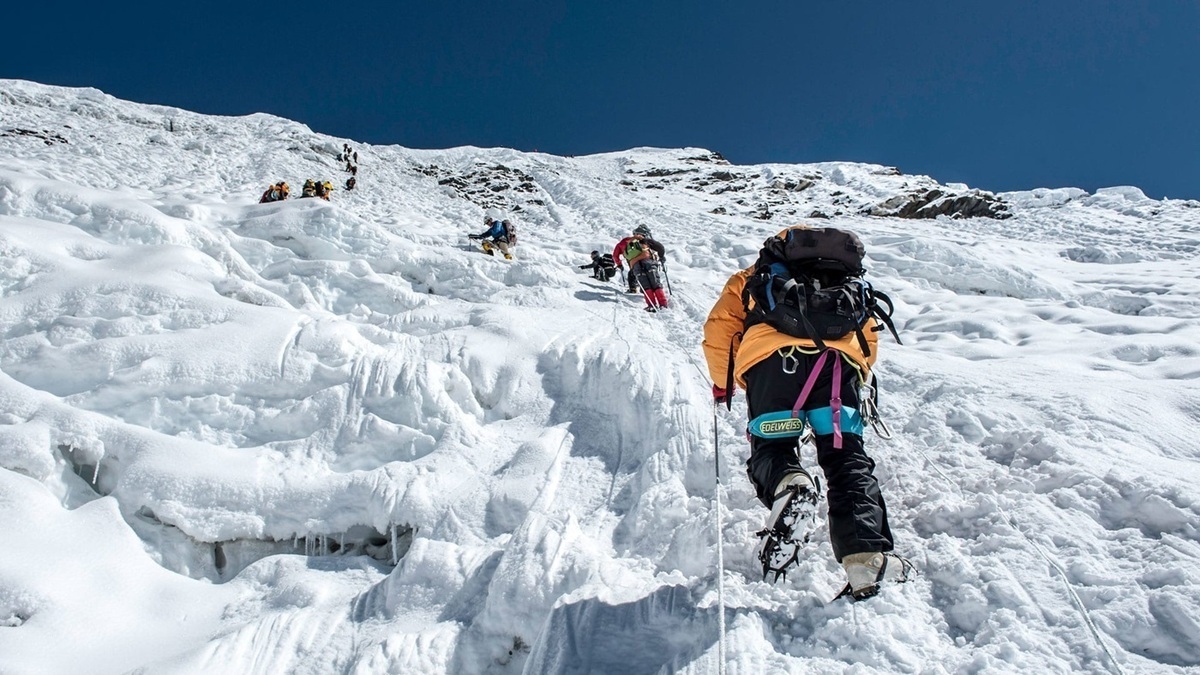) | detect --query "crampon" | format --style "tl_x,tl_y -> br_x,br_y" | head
755,481 -> 820,583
